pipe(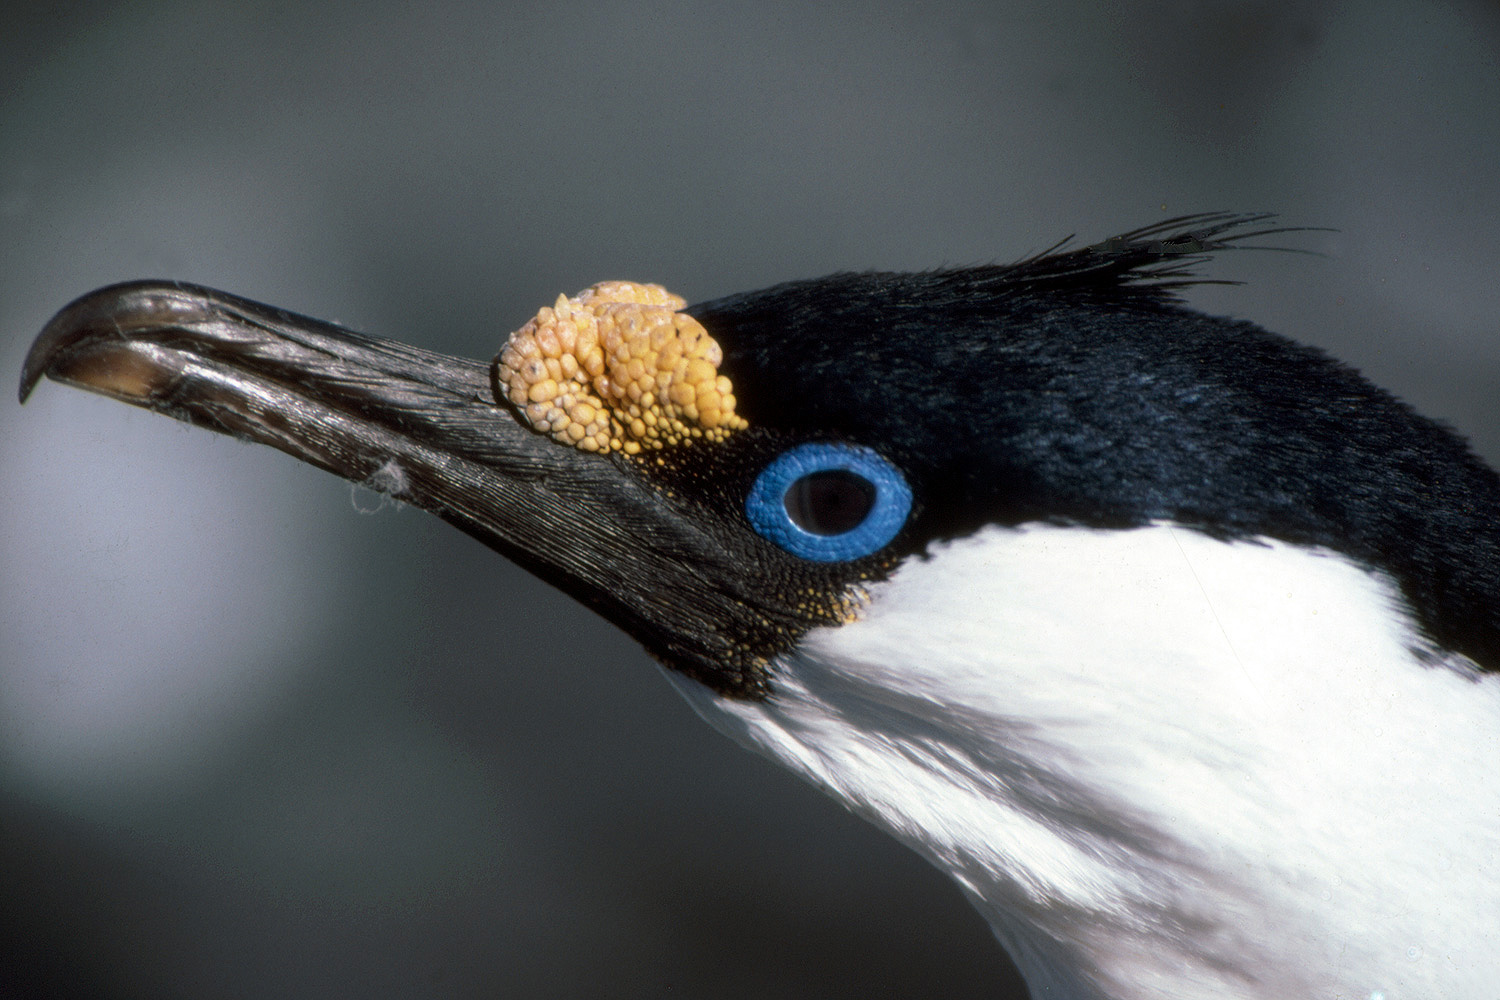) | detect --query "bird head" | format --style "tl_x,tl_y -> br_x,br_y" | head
21,213 -> 1500,999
